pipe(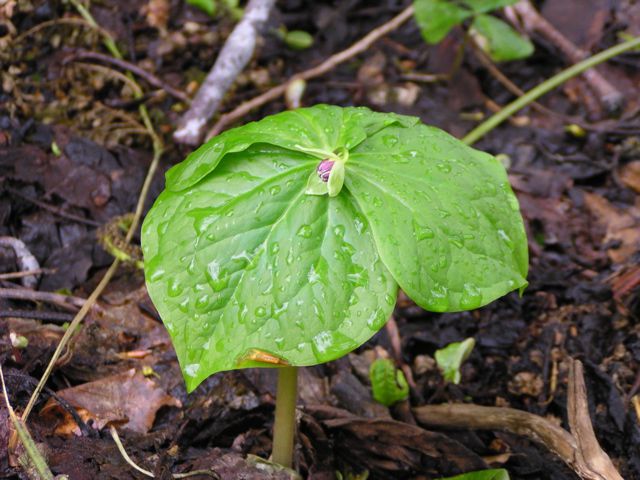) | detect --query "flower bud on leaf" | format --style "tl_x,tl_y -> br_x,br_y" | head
316,160 -> 334,182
